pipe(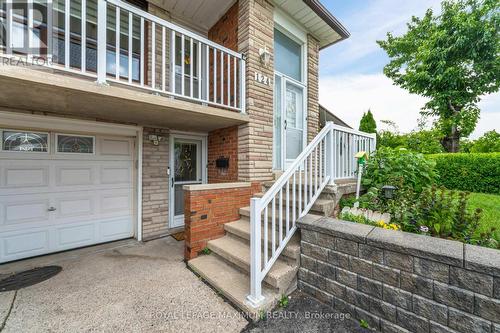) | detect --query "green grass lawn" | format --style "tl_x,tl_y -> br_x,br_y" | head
468,192 -> 500,236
